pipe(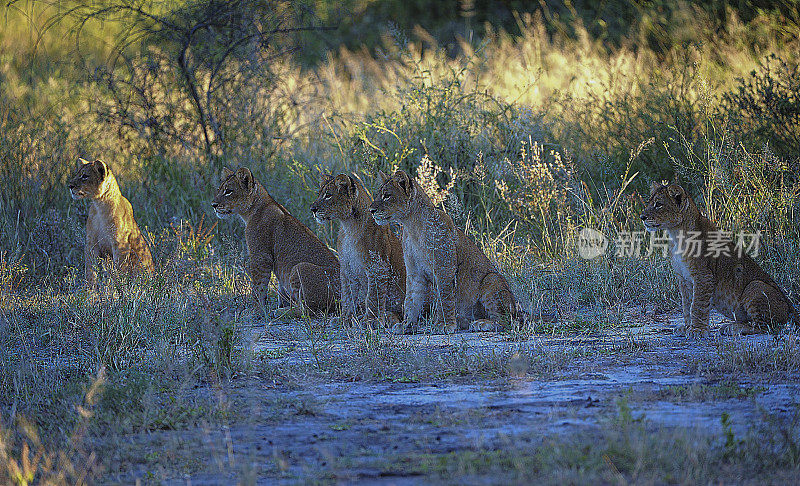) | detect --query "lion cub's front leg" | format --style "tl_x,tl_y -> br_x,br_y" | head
364,268 -> 383,321
83,226 -> 105,291
249,262 -> 273,322
339,271 -> 359,322
673,276 -> 693,334
365,260 -> 394,327
84,244 -> 99,291
679,277 -> 692,324
676,273 -> 712,337
429,229 -> 457,333
398,274 -> 427,334
432,270 -> 457,334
